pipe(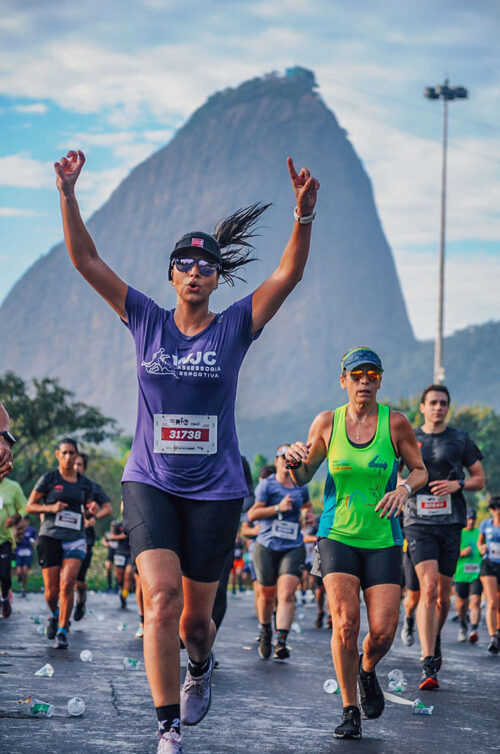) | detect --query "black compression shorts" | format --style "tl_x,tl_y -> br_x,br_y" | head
77,544 -> 94,582
37,535 -> 87,569
454,579 -> 482,599
122,481 -> 243,583
405,523 -> 462,577
481,558 -> 500,580
252,542 -> 306,586
403,549 -> 420,592
317,538 -> 402,591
